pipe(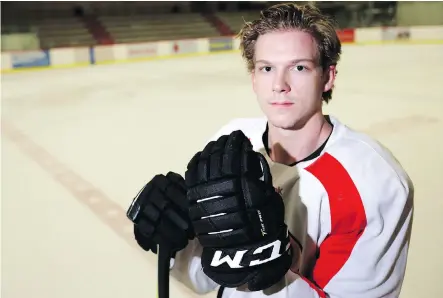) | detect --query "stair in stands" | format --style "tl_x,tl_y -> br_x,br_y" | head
201,13 -> 234,36
81,15 -> 114,45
